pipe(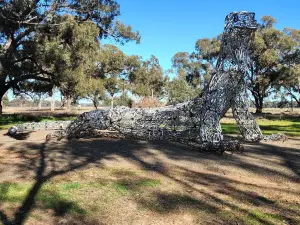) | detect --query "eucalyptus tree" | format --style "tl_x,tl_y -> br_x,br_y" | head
166,72 -> 198,105
0,0 -> 140,114
246,16 -> 300,113
277,28 -> 300,106
95,44 -> 140,108
130,55 -> 166,99
14,81 -> 53,109
172,52 -> 203,89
